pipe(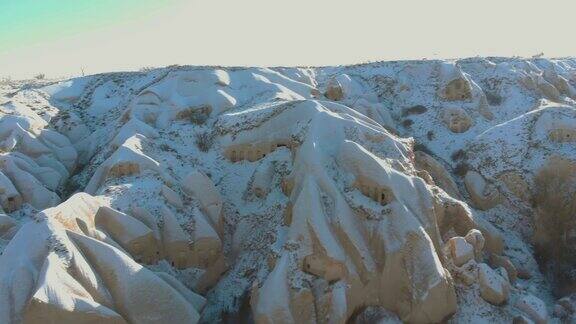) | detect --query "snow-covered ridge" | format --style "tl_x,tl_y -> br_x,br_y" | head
1,57 -> 576,323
